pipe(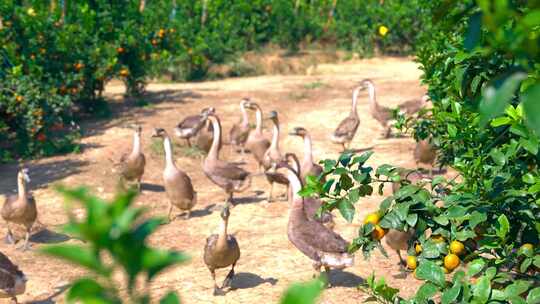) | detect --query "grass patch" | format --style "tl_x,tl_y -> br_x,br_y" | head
289,91 -> 309,101
150,138 -> 206,159
303,80 -> 326,90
